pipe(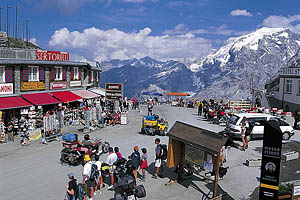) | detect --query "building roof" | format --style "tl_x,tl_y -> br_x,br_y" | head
167,121 -> 229,155
0,59 -> 91,67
